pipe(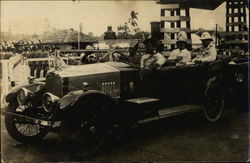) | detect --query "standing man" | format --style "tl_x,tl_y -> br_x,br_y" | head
28,50 -> 36,77
8,51 -> 30,87
42,51 -> 50,77
35,50 -> 43,78
168,31 -> 191,65
193,32 -> 217,63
